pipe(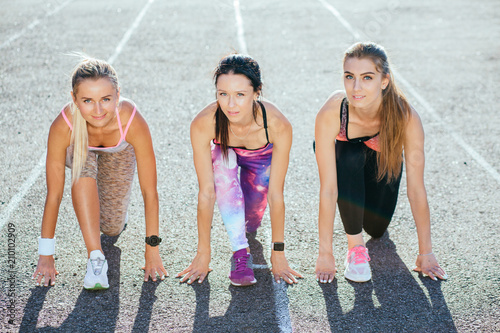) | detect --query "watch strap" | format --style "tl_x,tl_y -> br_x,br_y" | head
145,235 -> 162,247
272,242 -> 285,251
